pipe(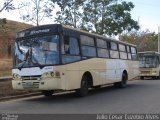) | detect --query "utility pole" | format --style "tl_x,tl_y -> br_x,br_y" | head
73,0 -> 77,28
158,26 -> 160,53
